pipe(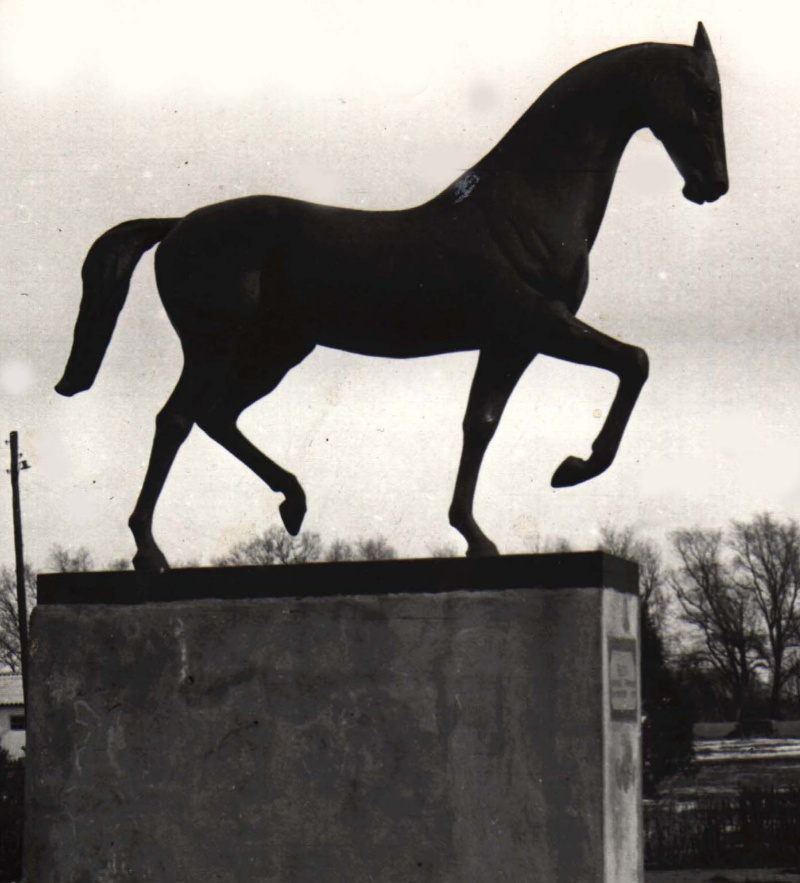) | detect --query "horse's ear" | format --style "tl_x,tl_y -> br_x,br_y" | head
693,22 -> 712,53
